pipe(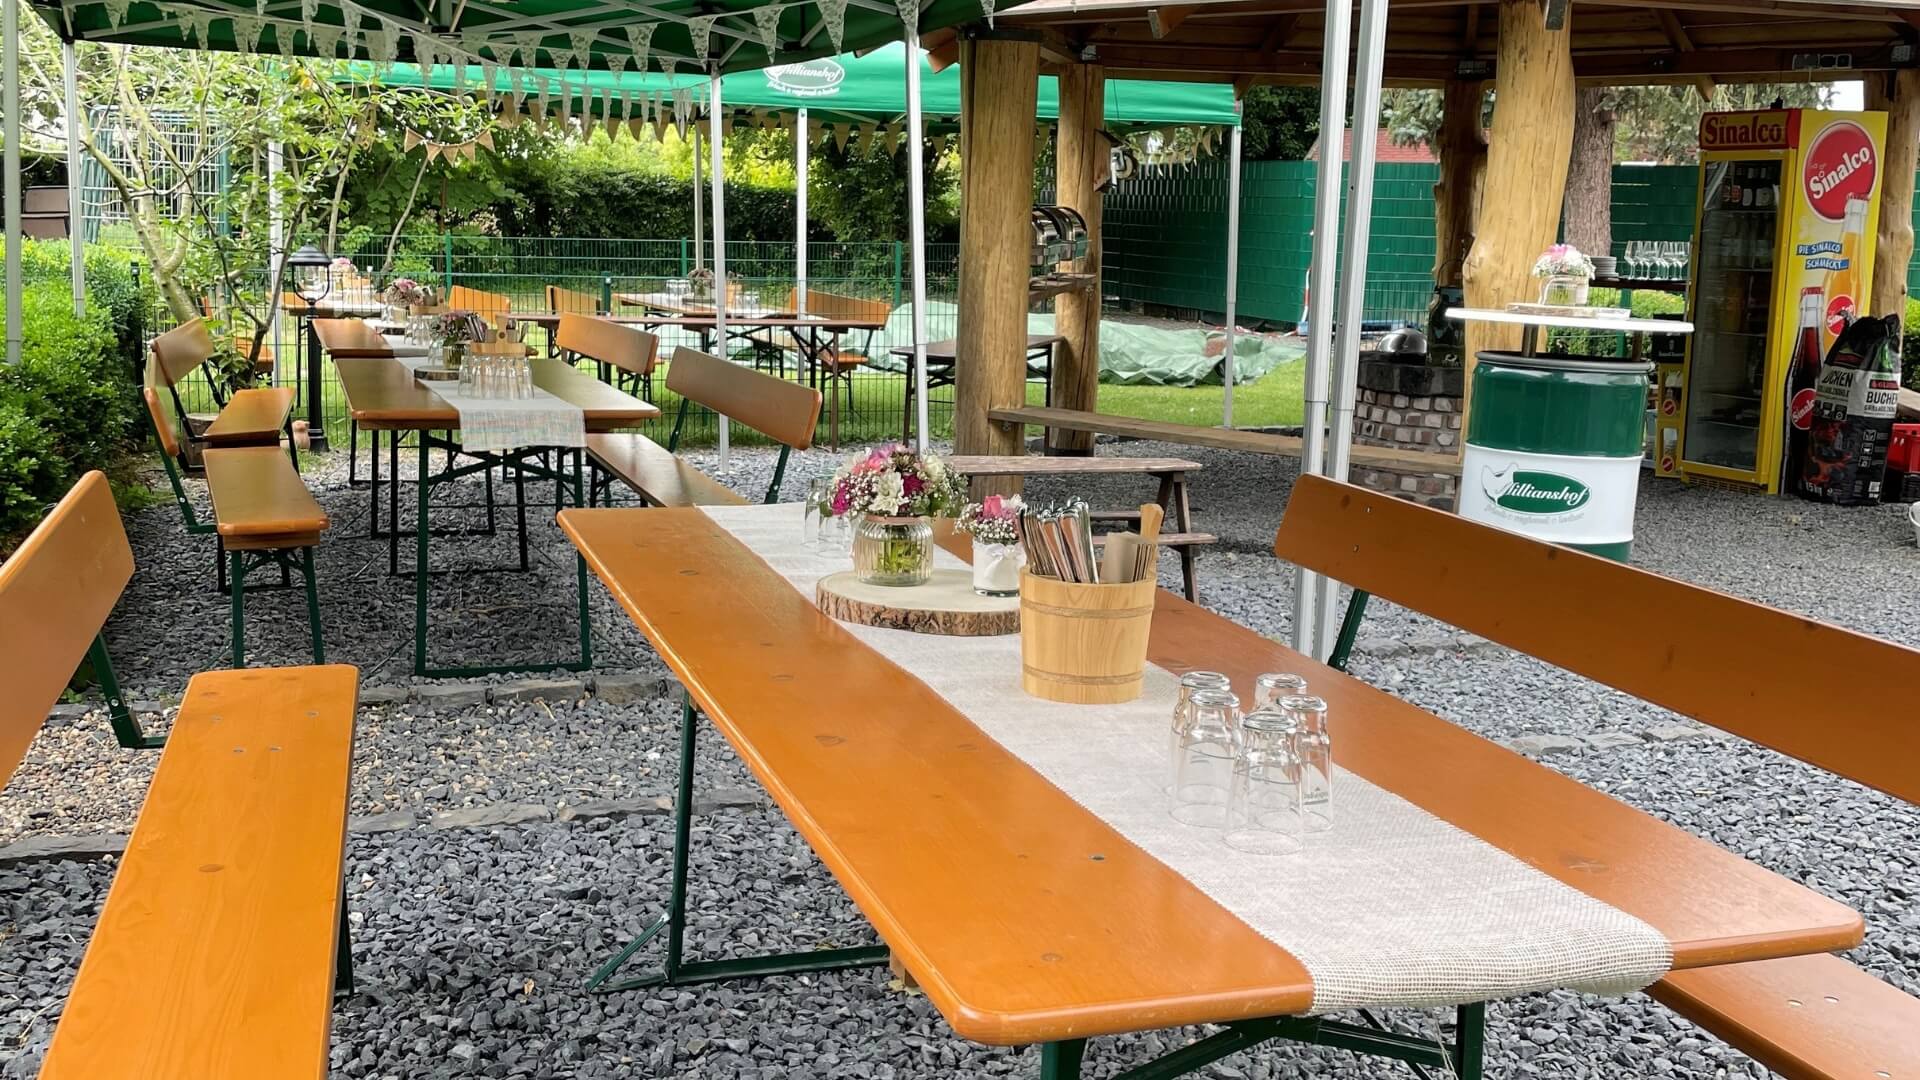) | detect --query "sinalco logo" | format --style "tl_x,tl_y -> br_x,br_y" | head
765,60 -> 846,97
1480,465 -> 1591,515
